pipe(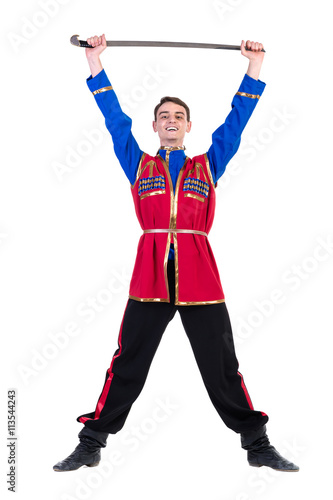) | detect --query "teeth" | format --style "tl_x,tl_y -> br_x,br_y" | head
166,127 -> 178,131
